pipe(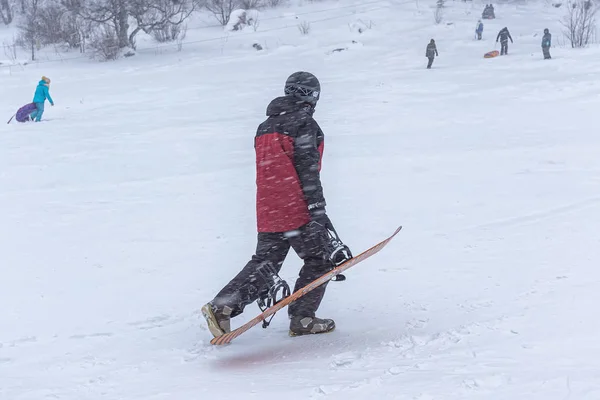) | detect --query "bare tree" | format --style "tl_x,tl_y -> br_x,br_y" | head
17,0 -> 41,60
239,0 -> 262,8
89,24 -> 119,60
79,0 -> 130,49
0,0 -> 13,25
297,20 -> 310,35
203,0 -> 239,26
36,3 -> 67,45
128,0 -> 196,46
79,0 -> 196,50
151,21 -> 186,42
3,37 -> 18,63
11,0 -> 197,58
60,0 -> 91,52
561,0 -> 597,48
14,0 -> 90,53
433,7 -> 443,24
